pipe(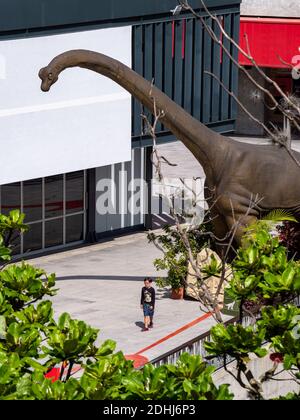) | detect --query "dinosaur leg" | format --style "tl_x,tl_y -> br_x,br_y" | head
209,209 -> 233,257
206,192 -> 258,255
210,213 -> 256,258
224,214 -> 258,245
216,193 -> 259,247
209,209 -> 228,240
